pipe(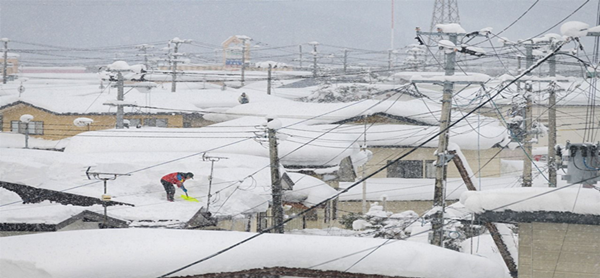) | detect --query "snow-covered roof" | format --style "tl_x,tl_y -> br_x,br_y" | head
0,229 -> 509,278
460,187 -> 600,215
63,117 -> 360,167
435,23 -> 466,34
0,137 -> 336,224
